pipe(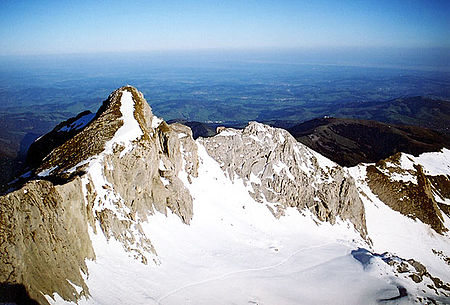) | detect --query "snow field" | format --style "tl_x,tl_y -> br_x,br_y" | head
47,142 -> 414,305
